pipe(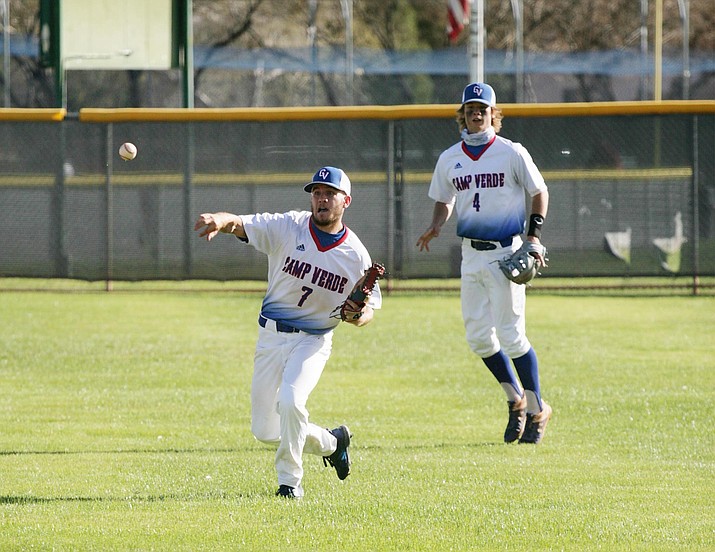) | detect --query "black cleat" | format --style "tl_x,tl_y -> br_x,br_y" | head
323,425 -> 352,480
518,402 -> 552,444
504,396 -> 527,443
276,484 -> 304,499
